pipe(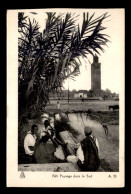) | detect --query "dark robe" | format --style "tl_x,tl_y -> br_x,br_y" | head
34,137 -> 57,163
